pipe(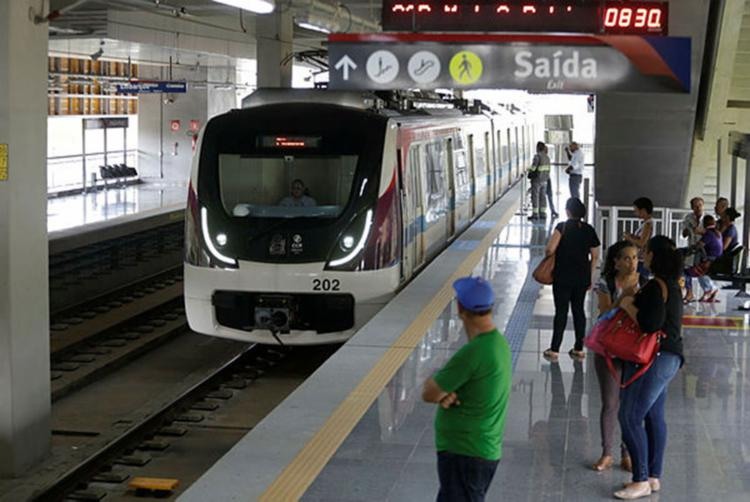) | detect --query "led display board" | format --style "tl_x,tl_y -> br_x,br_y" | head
381,1 -> 668,35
